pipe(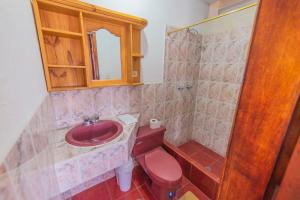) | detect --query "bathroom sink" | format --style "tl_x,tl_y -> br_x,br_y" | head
65,120 -> 123,147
